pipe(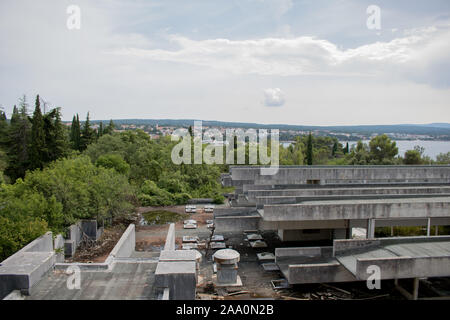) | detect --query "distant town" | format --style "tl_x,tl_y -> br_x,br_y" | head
66,119 -> 450,142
